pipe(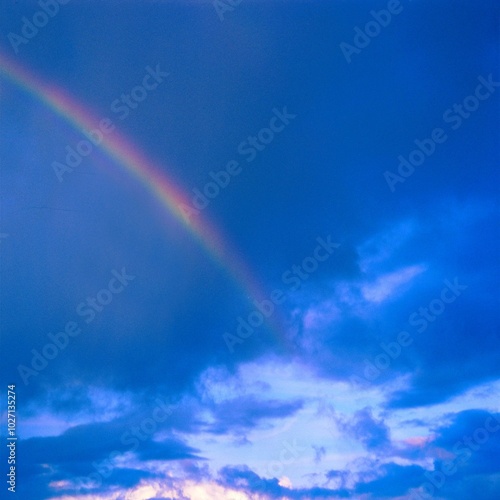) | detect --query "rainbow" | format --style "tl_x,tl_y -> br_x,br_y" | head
0,51 -> 287,349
